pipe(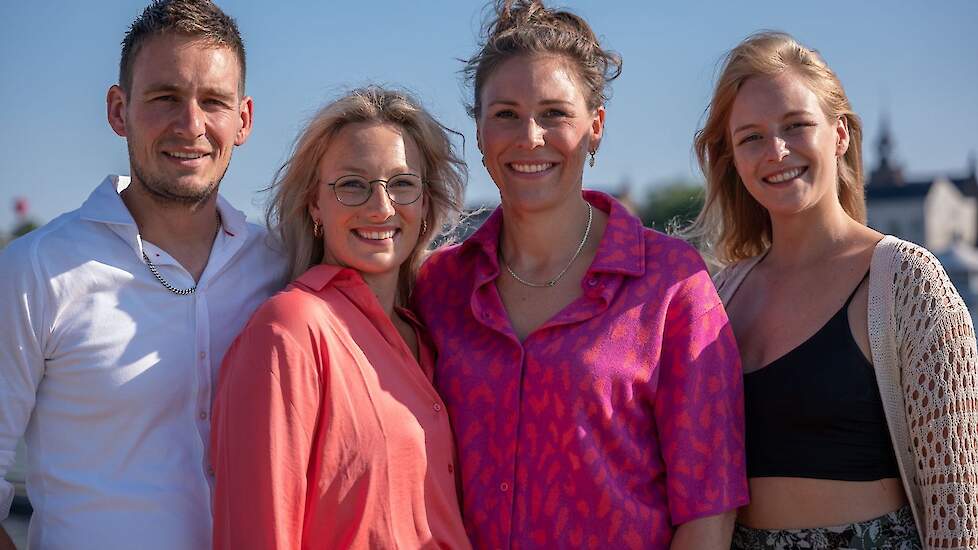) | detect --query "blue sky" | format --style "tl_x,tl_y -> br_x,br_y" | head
1,1 -> 976,230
